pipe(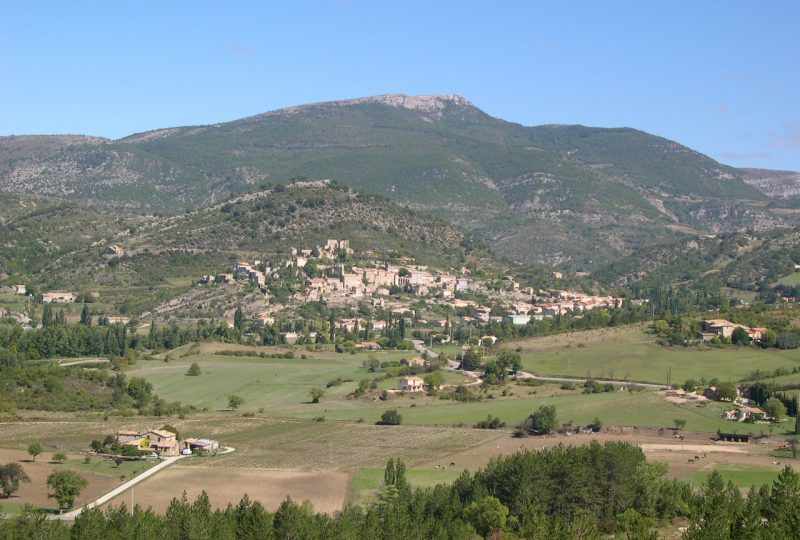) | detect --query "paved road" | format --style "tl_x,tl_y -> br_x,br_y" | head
52,455 -> 186,520
514,370 -> 670,390
411,339 -> 669,390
